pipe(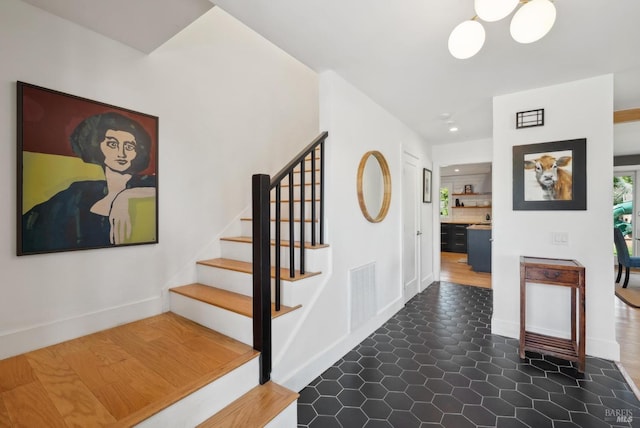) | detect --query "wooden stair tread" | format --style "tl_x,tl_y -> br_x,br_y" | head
197,381 -> 298,428
220,236 -> 329,249
197,258 -> 320,281
169,284 -> 300,319
0,312 -> 259,427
